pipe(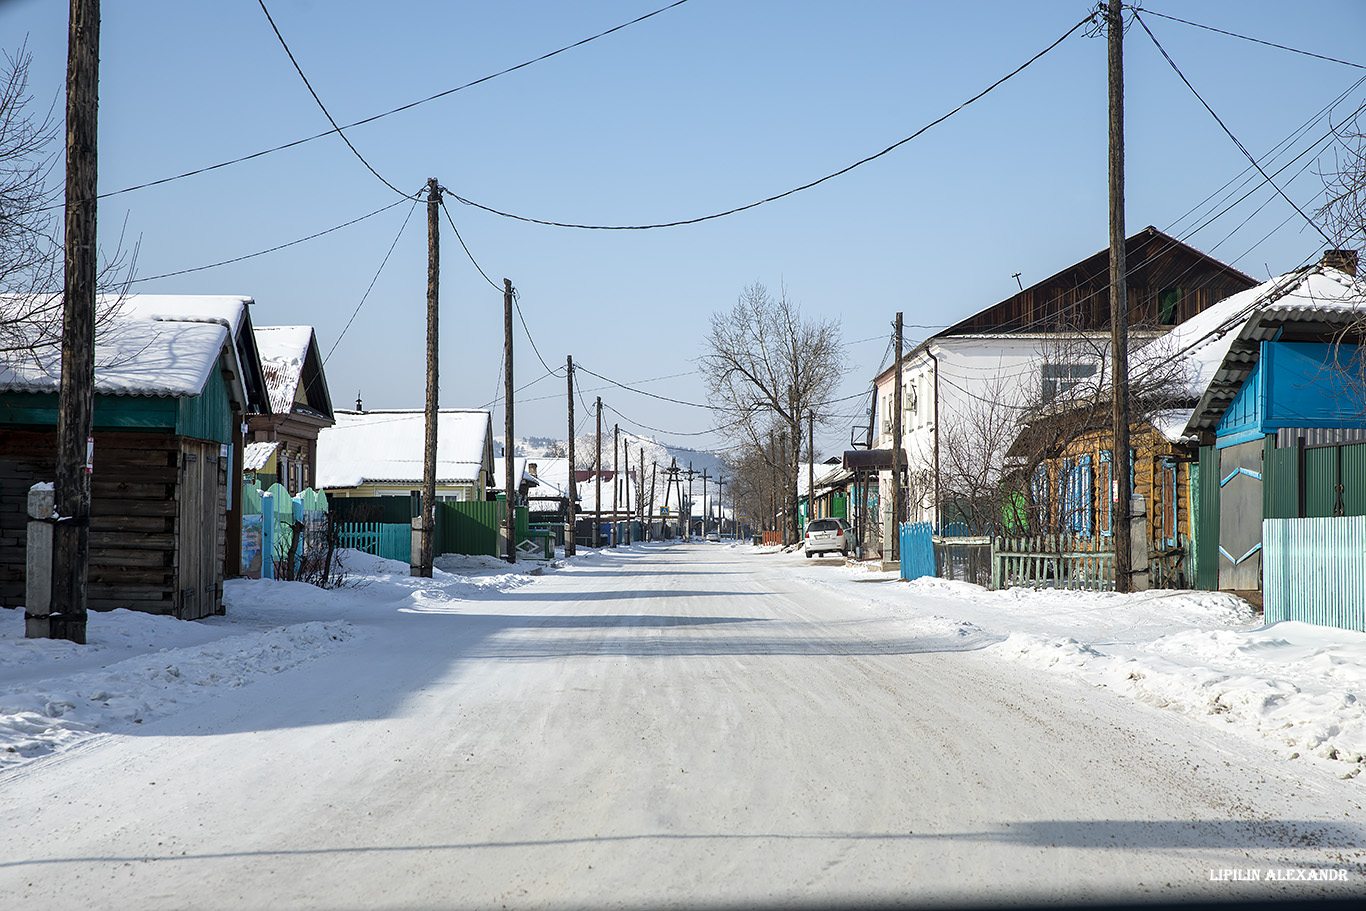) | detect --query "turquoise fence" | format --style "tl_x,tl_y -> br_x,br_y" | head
899,522 -> 936,581
1263,516 -> 1366,632
338,521 -> 412,564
